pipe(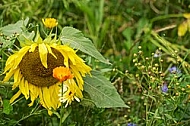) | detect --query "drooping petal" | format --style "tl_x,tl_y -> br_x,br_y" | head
24,80 -> 29,99
12,46 -> 30,69
3,69 -> 17,82
49,85 -> 57,109
12,82 -> 19,90
46,44 -> 57,59
70,66 -> 84,90
39,43 -> 48,68
58,49 -> 69,67
10,90 -> 22,104
28,84 -> 39,107
49,84 -> 61,109
3,46 -> 30,75
14,68 -> 20,83
67,52 -> 76,65
69,79 -> 83,98
19,77 -> 29,99
12,70 -> 22,90
54,83 -> 62,108
3,55 -> 15,74
39,87 -> 51,109
61,45 -> 78,65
